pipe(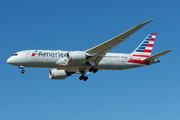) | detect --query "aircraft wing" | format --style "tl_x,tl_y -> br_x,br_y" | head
85,19 -> 154,65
